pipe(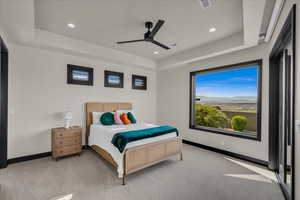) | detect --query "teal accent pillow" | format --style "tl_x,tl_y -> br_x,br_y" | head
100,112 -> 115,125
127,112 -> 137,124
